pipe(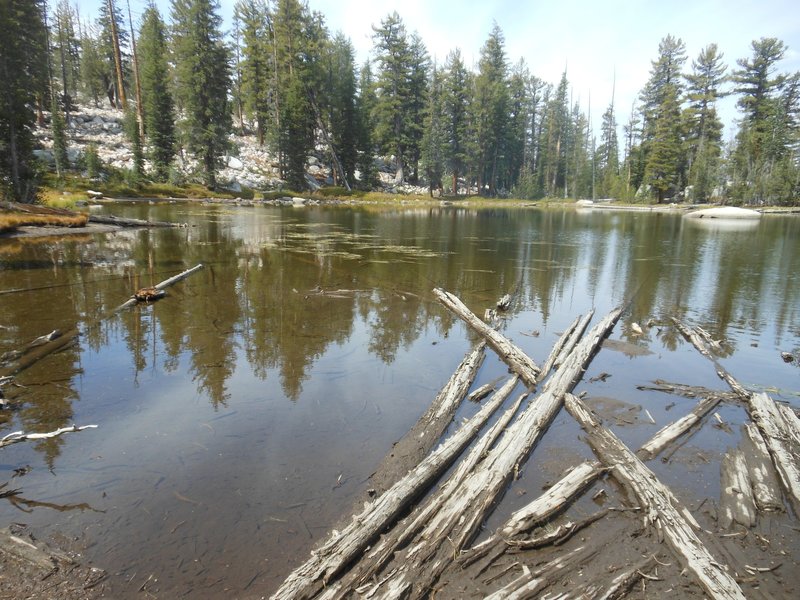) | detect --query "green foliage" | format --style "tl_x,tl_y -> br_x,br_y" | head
123,108 -> 143,182
442,49 -> 471,194
138,4 -> 175,181
234,0 -> 272,145
84,143 -> 101,179
171,0 -> 232,189
96,0 -> 129,108
420,64 -> 446,195
79,26 -> 106,107
51,96 -> 69,178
